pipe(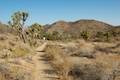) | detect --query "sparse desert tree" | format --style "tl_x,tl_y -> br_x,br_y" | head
26,23 -> 46,46
81,30 -> 89,40
28,23 -> 44,39
104,32 -> 111,41
8,11 -> 28,43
